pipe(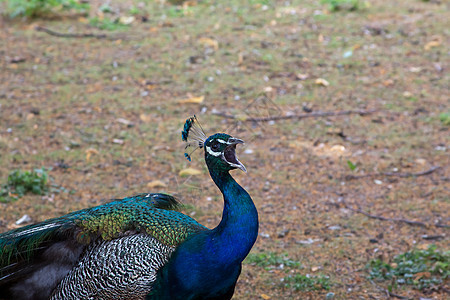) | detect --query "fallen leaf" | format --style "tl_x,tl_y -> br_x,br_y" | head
383,79 -> 394,86
238,52 -> 244,64
296,73 -> 309,80
415,158 -> 427,165
178,95 -> 205,104
417,244 -> 431,250
147,180 -> 167,188
414,272 -> 431,280
424,37 -> 441,51
179,168 -> 202,177
119,16 -> 135,25
261,294 -> 271,300
403,91 -> 413,98
315,78 -> 329,86
198,37 -> 219,50
140,114 -> 152,123
78,17 -> 88,23
329,145 -> 346,155
318,34 -> 324,43
85,148 -> 99,161
183,1 -> 198,7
